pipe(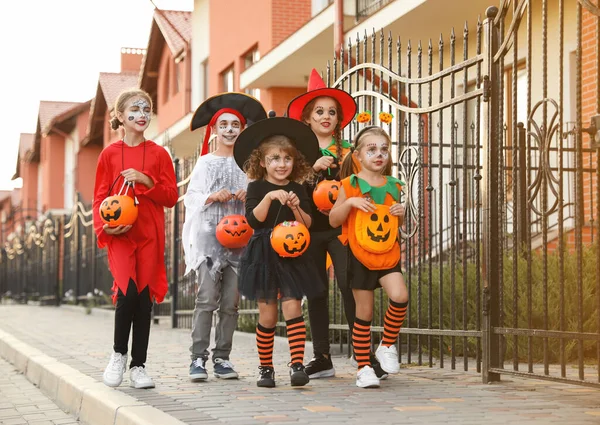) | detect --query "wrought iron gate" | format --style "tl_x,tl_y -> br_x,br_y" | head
327,0 -> 600,387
